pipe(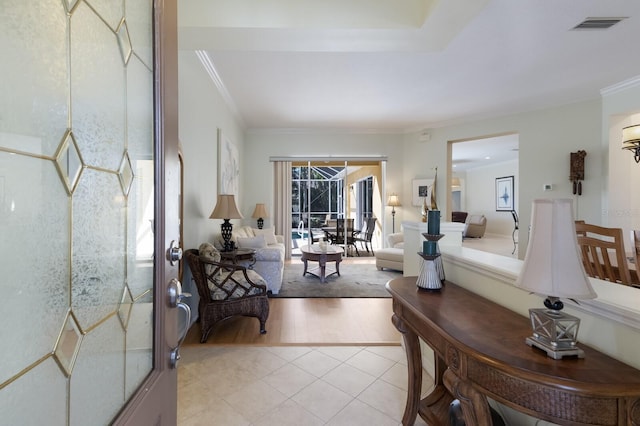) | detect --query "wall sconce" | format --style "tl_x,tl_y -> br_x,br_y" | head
387,194 -> 401,233
252,203 -> 268,229
622,124 -> 640,163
